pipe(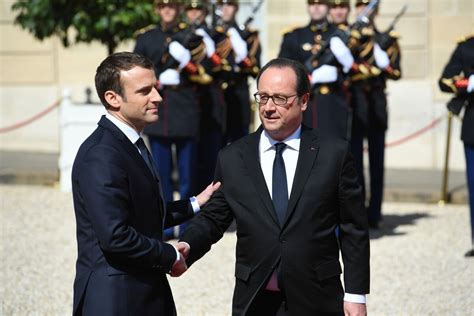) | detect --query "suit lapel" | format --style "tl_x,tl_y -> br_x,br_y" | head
242,127 -> 280,227
98,116 -> 160,195
283,126 -> 319,228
